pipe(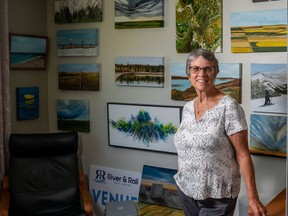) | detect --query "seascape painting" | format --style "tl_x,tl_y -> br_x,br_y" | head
57,28 -> 98,56
16,87 -> 39,120
171,63 -> 242,102
115,56 -> 165,88
58,63 -> 100,91
230,9 -> 287,53
57,99 -> 90,133
250,114 -> 286,158
251,63 -> 287,114
115,0 -> 164,29
55,0 -> 103,23
10,34 -> 47,70
176,0 -> 222,53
